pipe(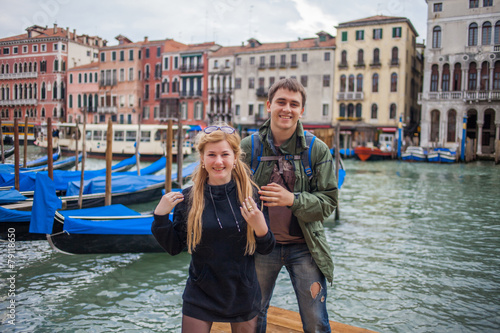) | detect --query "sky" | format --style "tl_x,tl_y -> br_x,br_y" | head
0,0 -> 429,46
